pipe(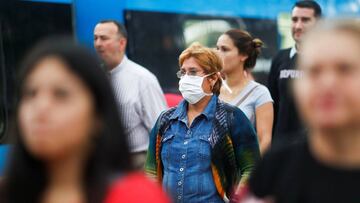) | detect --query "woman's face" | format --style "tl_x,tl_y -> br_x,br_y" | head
19,57 -> 97,161
180,57 -> 215,94
216,34 -> 247,75
295,31 -> 360,131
